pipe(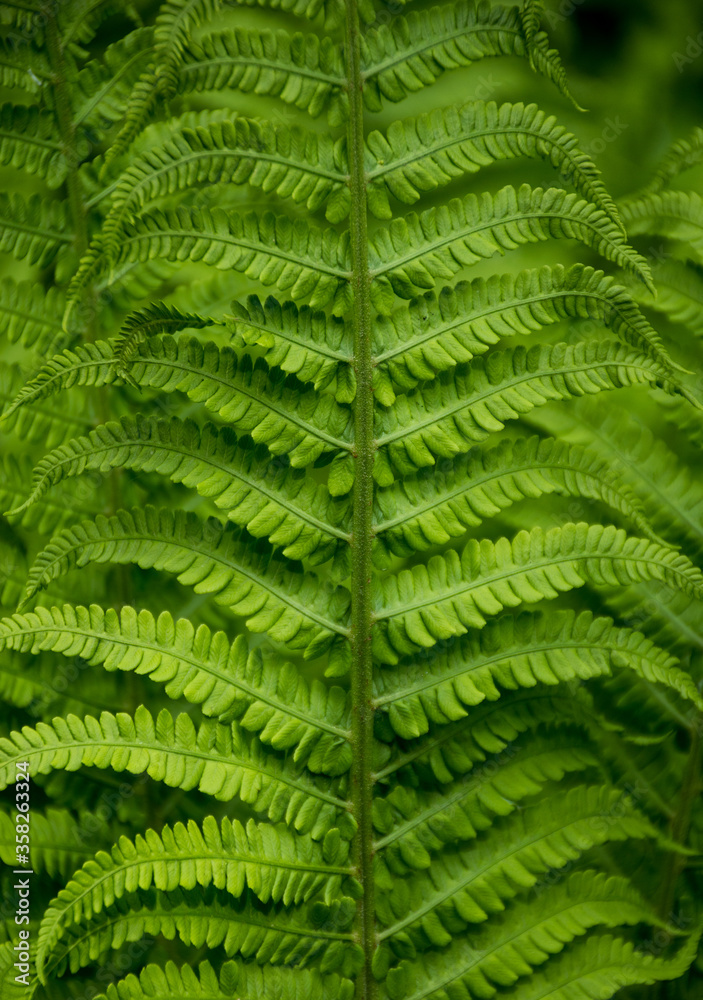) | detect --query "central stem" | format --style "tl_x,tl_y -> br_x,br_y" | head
345,1 -> 377,997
